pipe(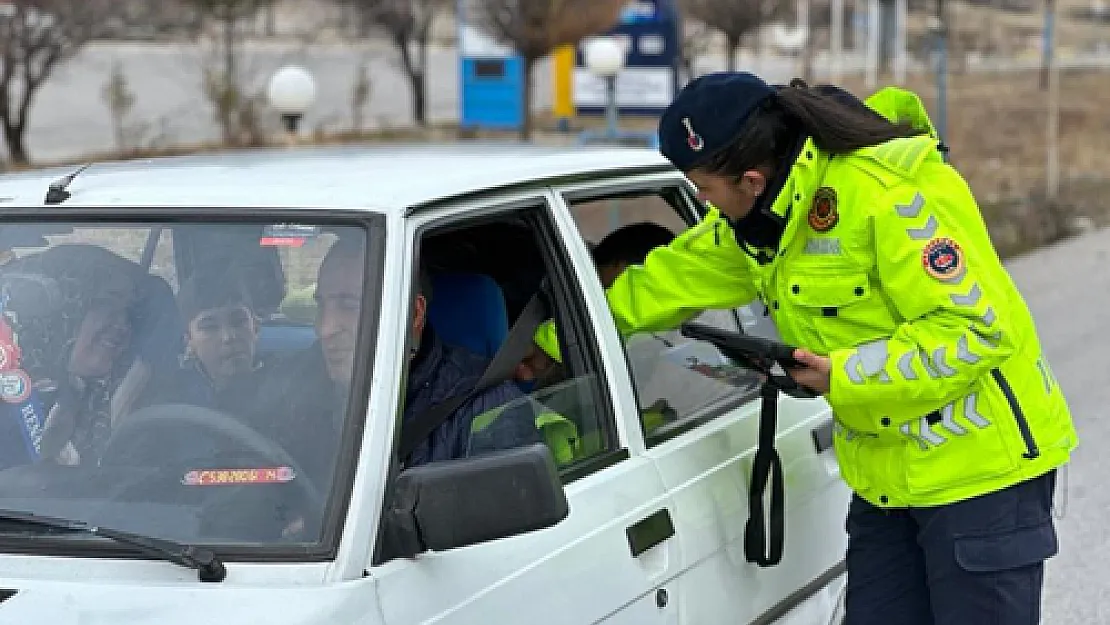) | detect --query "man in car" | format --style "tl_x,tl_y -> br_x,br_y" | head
299,236 -> 543,470
591,222 -> 677,289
